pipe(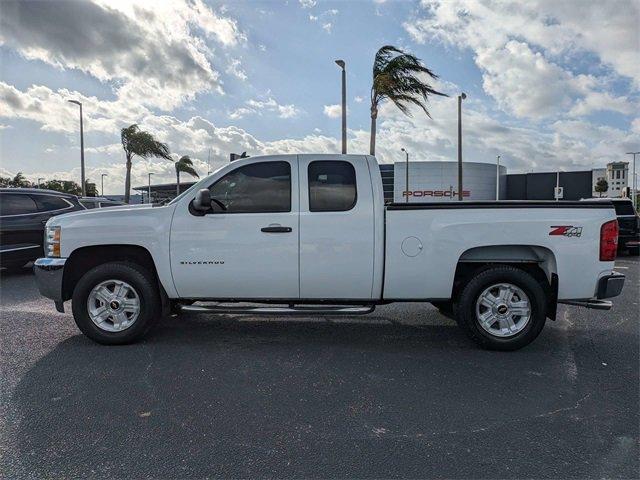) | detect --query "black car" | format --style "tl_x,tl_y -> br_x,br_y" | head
612,198 -> 640,255
0,188 -> 85,271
